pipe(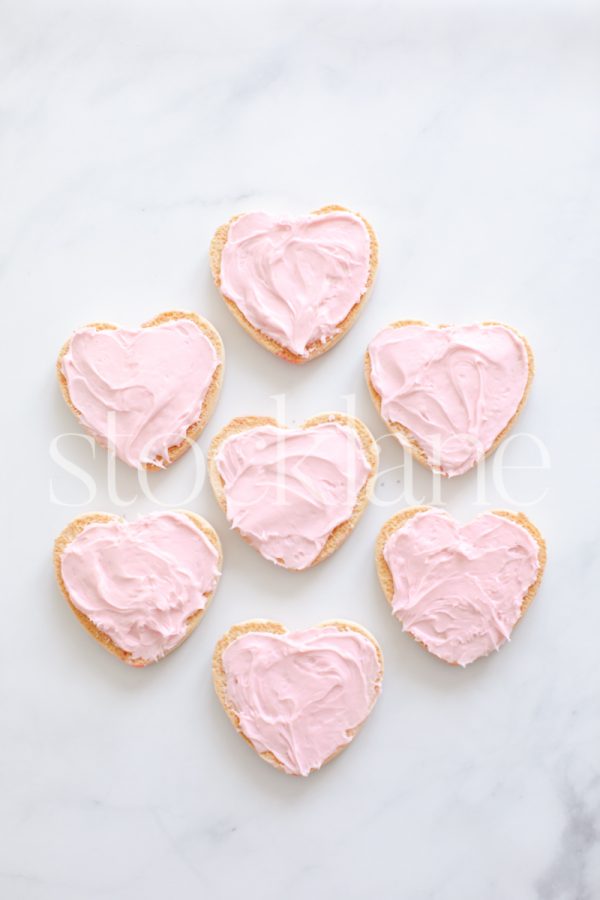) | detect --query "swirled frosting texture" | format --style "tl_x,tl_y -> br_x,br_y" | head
215,422 -> 372,569
220,211 -> 371,357
60,512 -> 220,663
368,323 -> 529,476
222,627 -> 382,775
383,510 -> 540,666
62,319 -> 219,468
